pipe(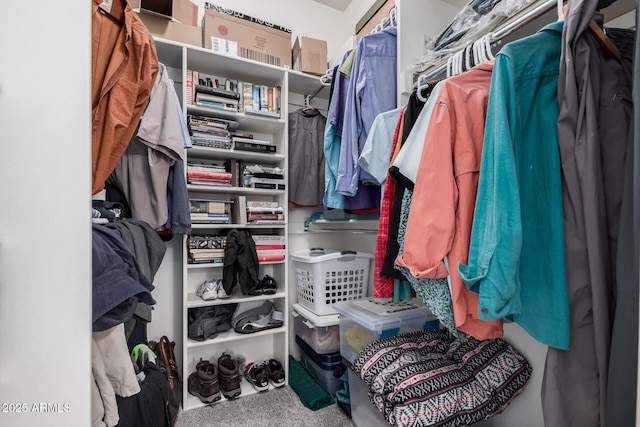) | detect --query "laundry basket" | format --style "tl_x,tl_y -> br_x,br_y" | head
291,248 -> 373,316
